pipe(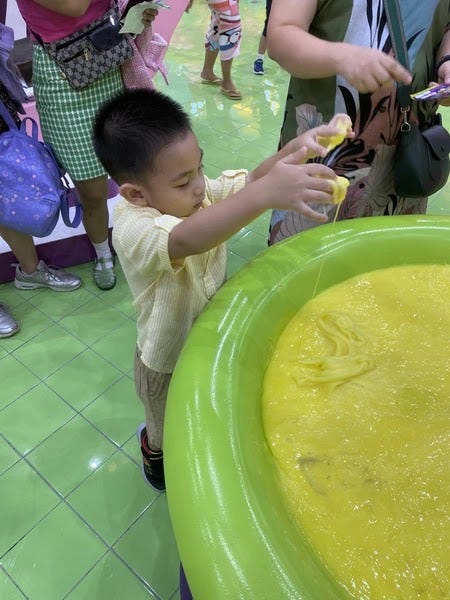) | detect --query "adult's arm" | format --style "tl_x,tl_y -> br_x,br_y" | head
436,29 -> 450,83
433,28 -> 450,106
267,0 -> 411,93
31,0 -> 92,17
